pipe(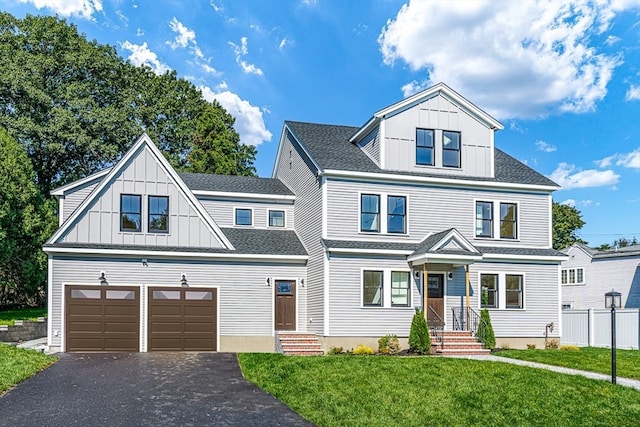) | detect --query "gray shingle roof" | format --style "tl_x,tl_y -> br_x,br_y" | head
178,172 -> 293,195
593,244 -> 640,259
45,228 -> 307,257
285,121 -> 558,187
476,246 -> 566,257
322,239 -> 415,252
